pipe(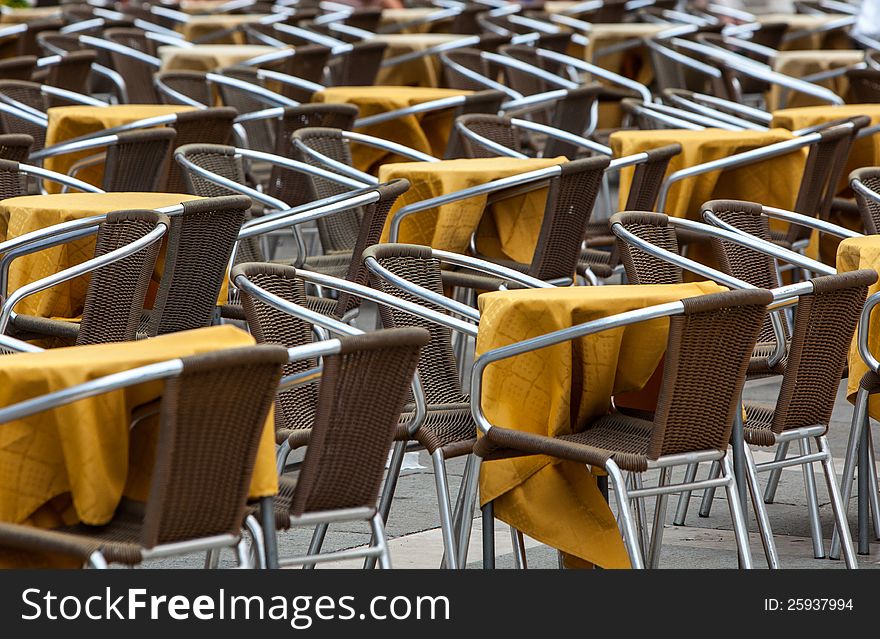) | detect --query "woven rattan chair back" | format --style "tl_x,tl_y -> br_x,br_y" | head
497,44 -> 553,101
278,44 -> 331,102
441,48 -> 493,92
155,71 -> 212,107
35,32 -> 82,56
16,18 -> 65,57
0,80 -> 47,149
104,29 -> 159,103
757,270 -> 876,442
102,128 -> 176,192
41,50 -> 96,99
0,157 -> 32,198
646,288 -> 771,459
612,211 -> 684,284
852,167 -> 880,234
364,243 -> 467,404
529,155 -> 610,281
325,40 -> 387,86
624,143 -> 682,210
268,104 -> 358,210
292,126 -> 363,253
140,344 -> 286,547
147,195 -> 250,336
544,84 -> 604,158
0,134 -> 33,163
455,113 -> 522,158
216,66 -> 275,153
77,210 -> 167,346
845,68 -> 880,103
166,107 -> 237,193
290,328 -> 426,517
0,56 -> 37,81
443,90 -> 506,159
